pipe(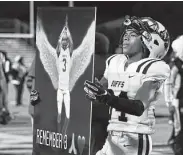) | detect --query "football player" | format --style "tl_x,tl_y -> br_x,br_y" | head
84,16 -> 170,155
0,52 -> 11,124
11,55 -> 27,106
56,15 -> 73,135
0,51 -> 9,110
166,35 -> 183,155
0,51 -> 11,84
